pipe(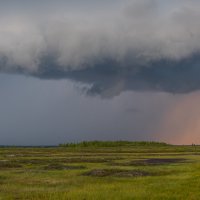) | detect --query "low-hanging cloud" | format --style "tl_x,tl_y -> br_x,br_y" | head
1,0 -> 200,97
